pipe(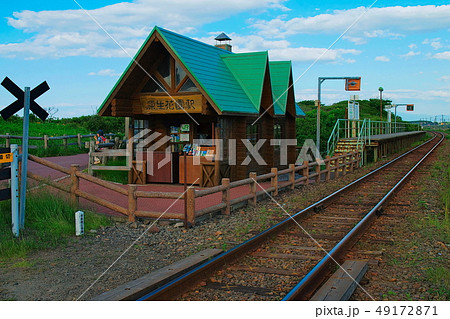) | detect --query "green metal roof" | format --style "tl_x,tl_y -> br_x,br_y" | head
157,27 -> 258,114
98,26 -> 300,116
269,61 -> 290,115
296,104 -> 306,117
221,52 -> 269,111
